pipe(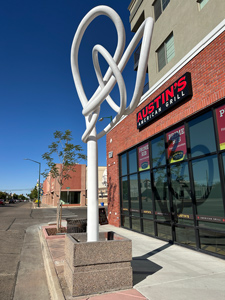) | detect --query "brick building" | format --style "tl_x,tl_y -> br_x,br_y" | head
42,164 -> 107,206
106,0 -> 225,258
